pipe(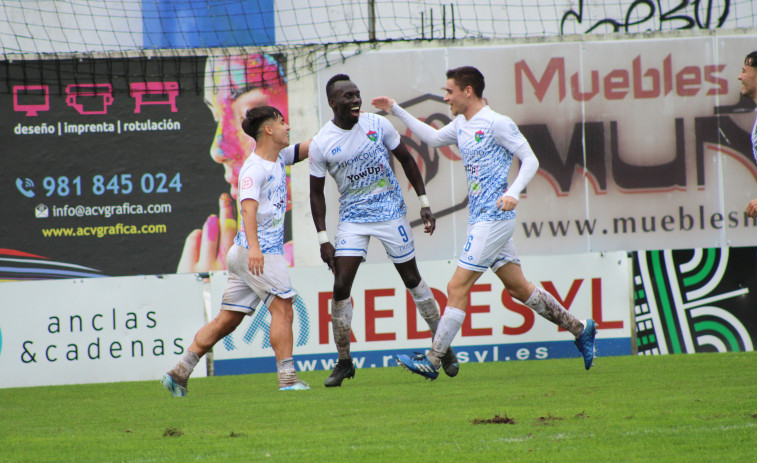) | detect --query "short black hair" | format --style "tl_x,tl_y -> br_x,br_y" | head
446,66 -> 485,98
326,74 -> 351,100
745,51 -> 757,68
242,105 -> 283,141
